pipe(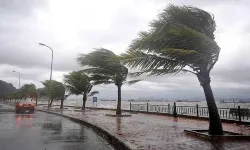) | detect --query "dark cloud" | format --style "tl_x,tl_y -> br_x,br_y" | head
0,0 -> 250,100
